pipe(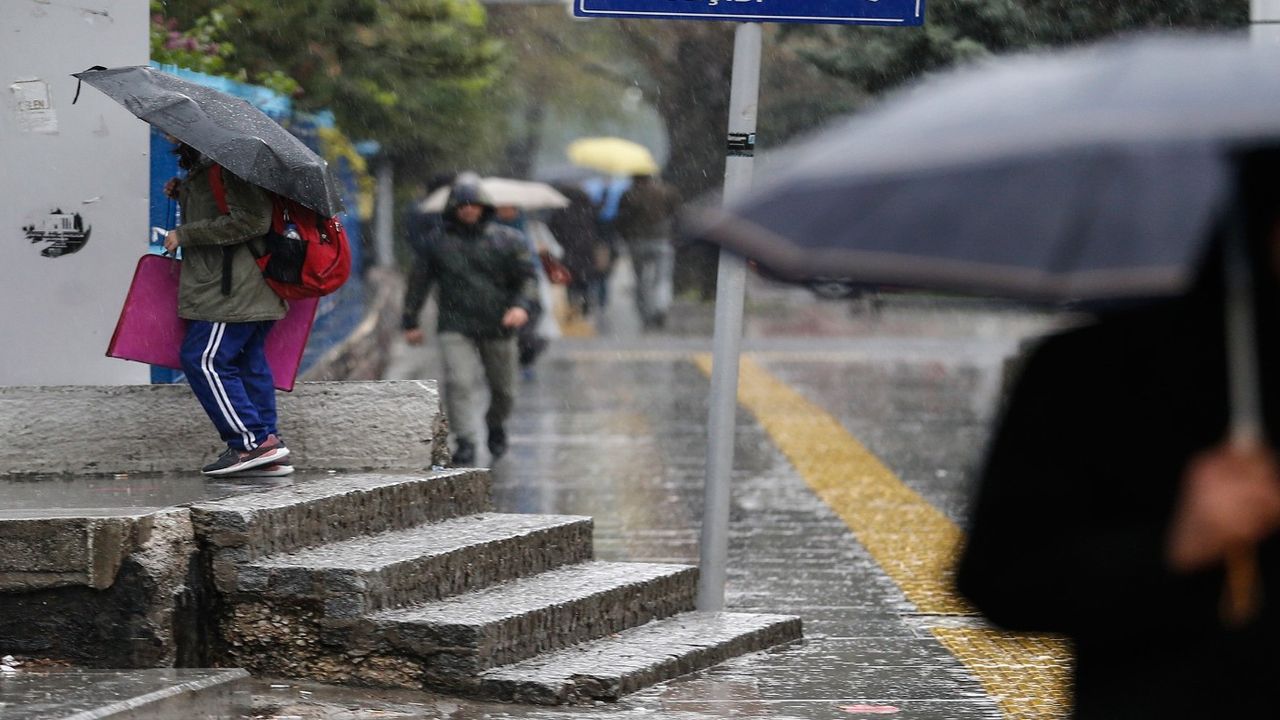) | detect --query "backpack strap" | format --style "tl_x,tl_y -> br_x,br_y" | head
208,164 -> 235,296
209,164 -> 229,213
